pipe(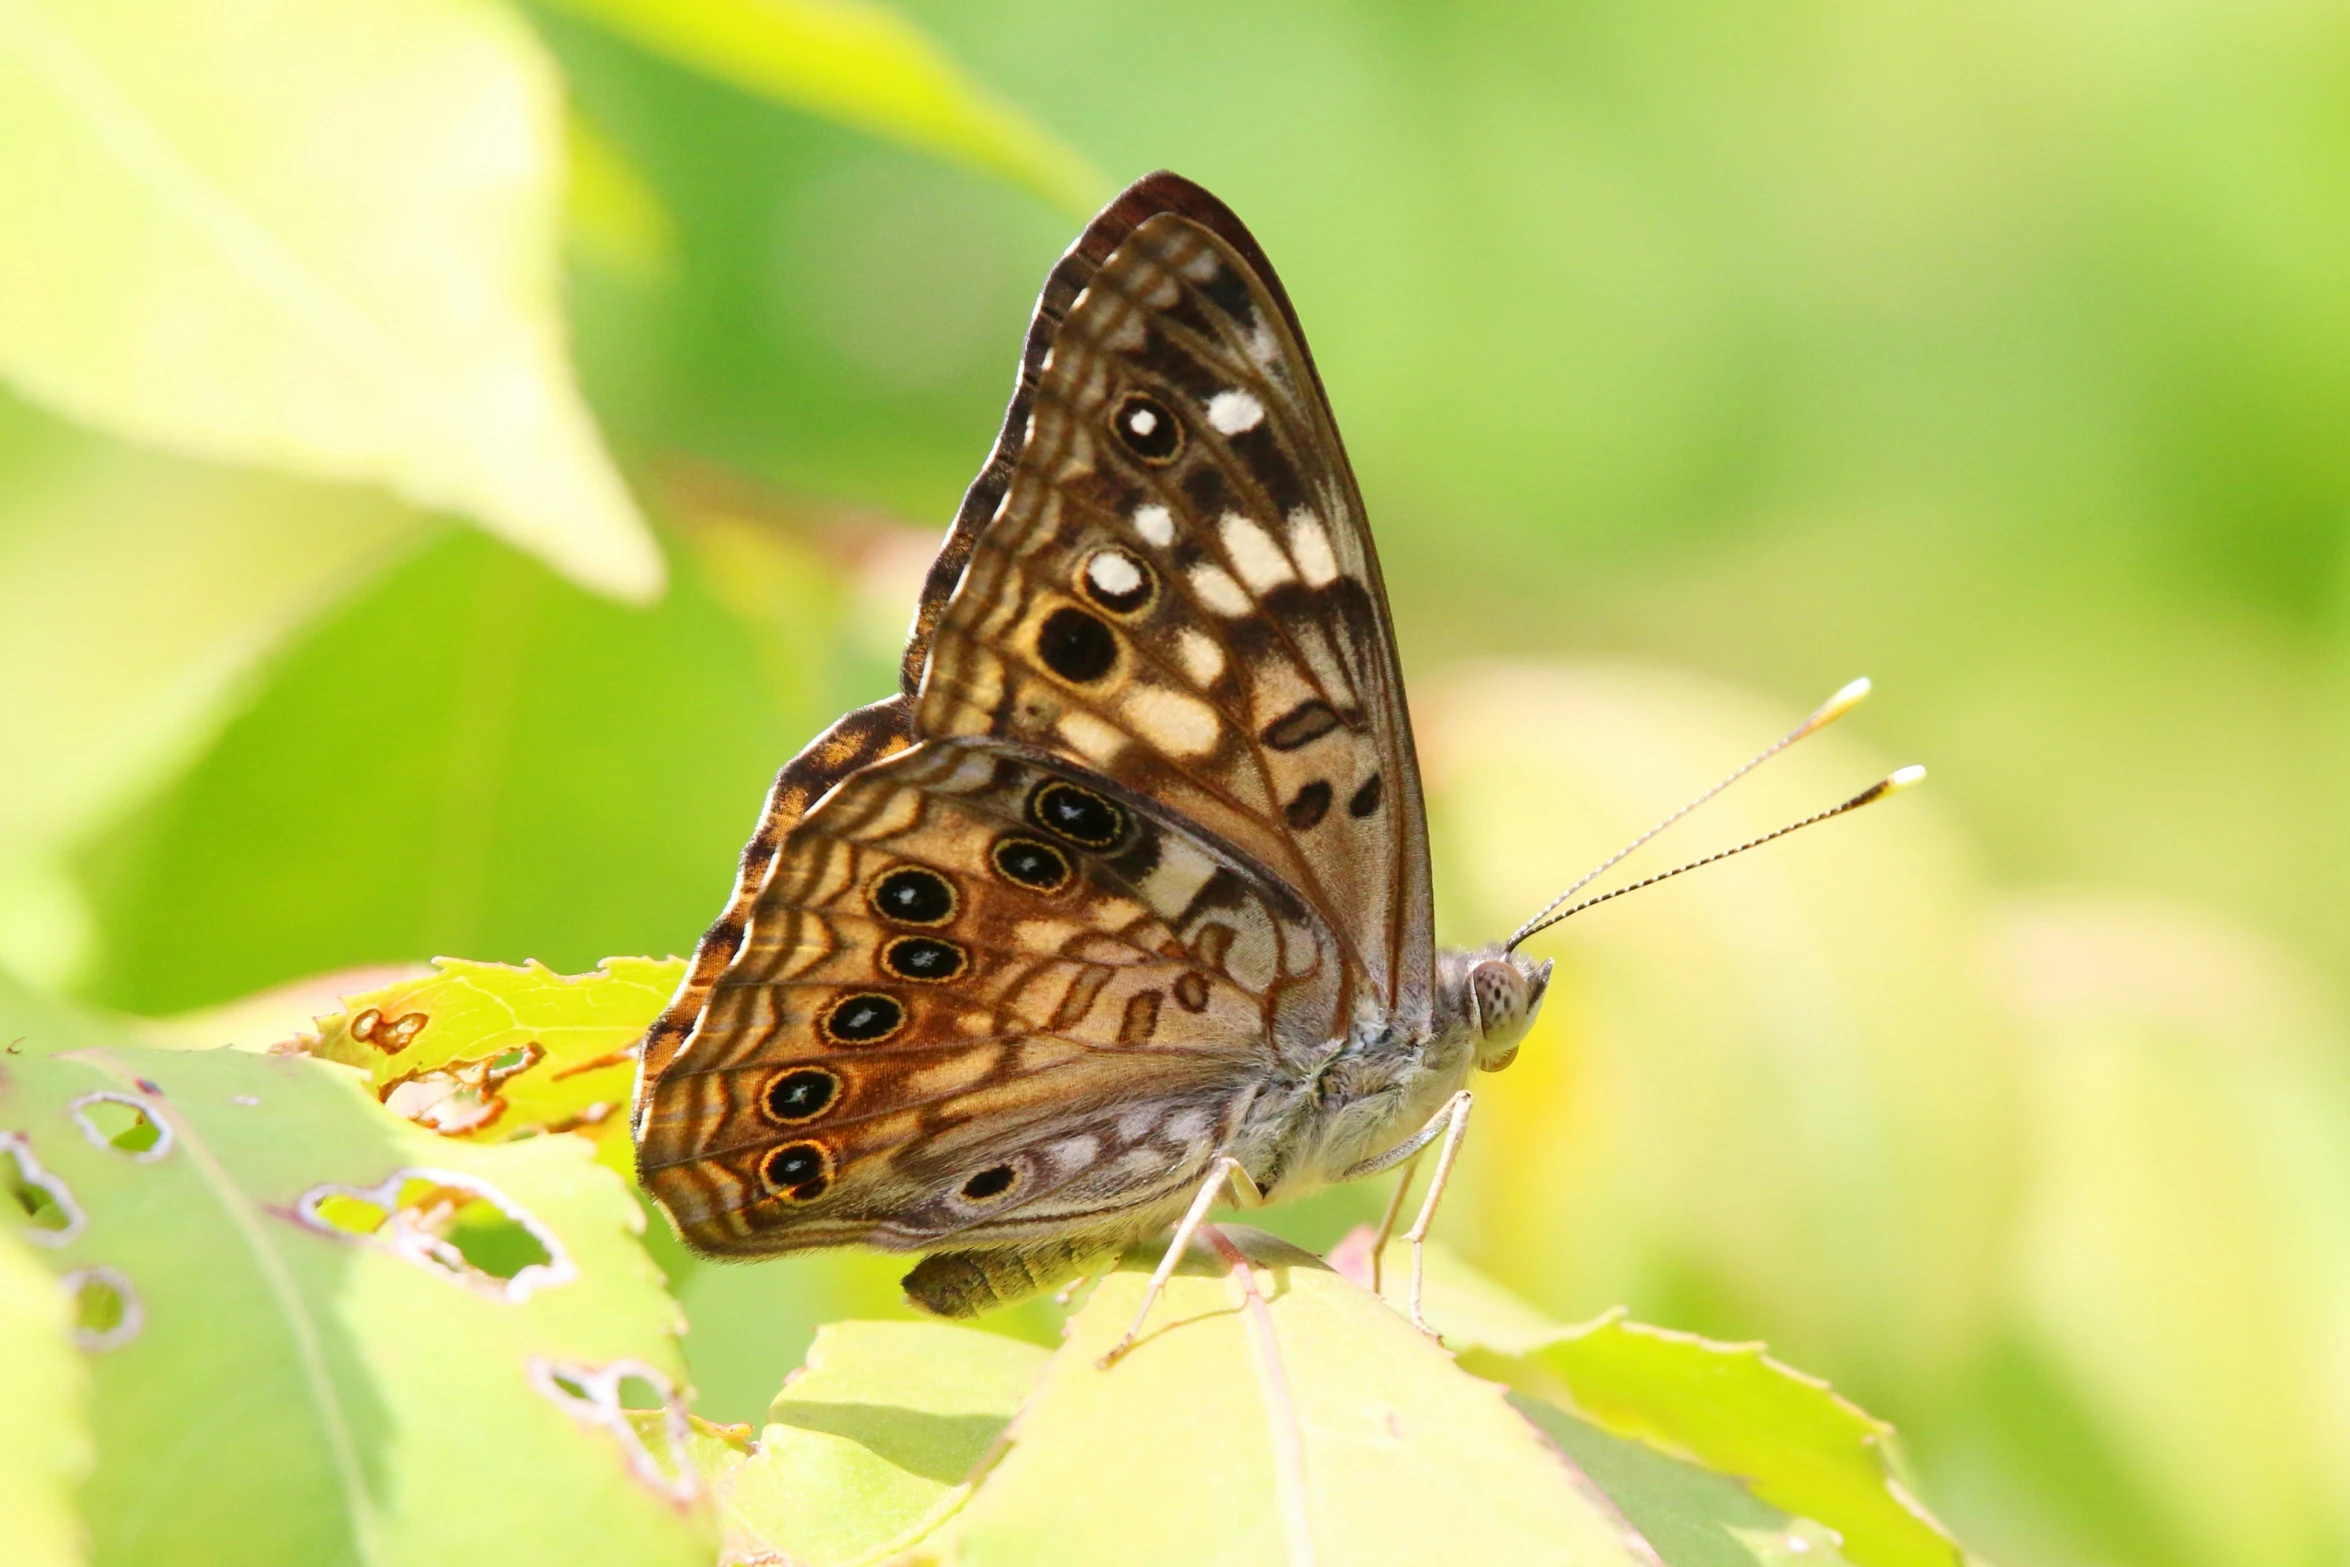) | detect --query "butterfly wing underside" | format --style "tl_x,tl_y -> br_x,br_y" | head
634,738 -> 1342,1261
634,173 -> 1433,1298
